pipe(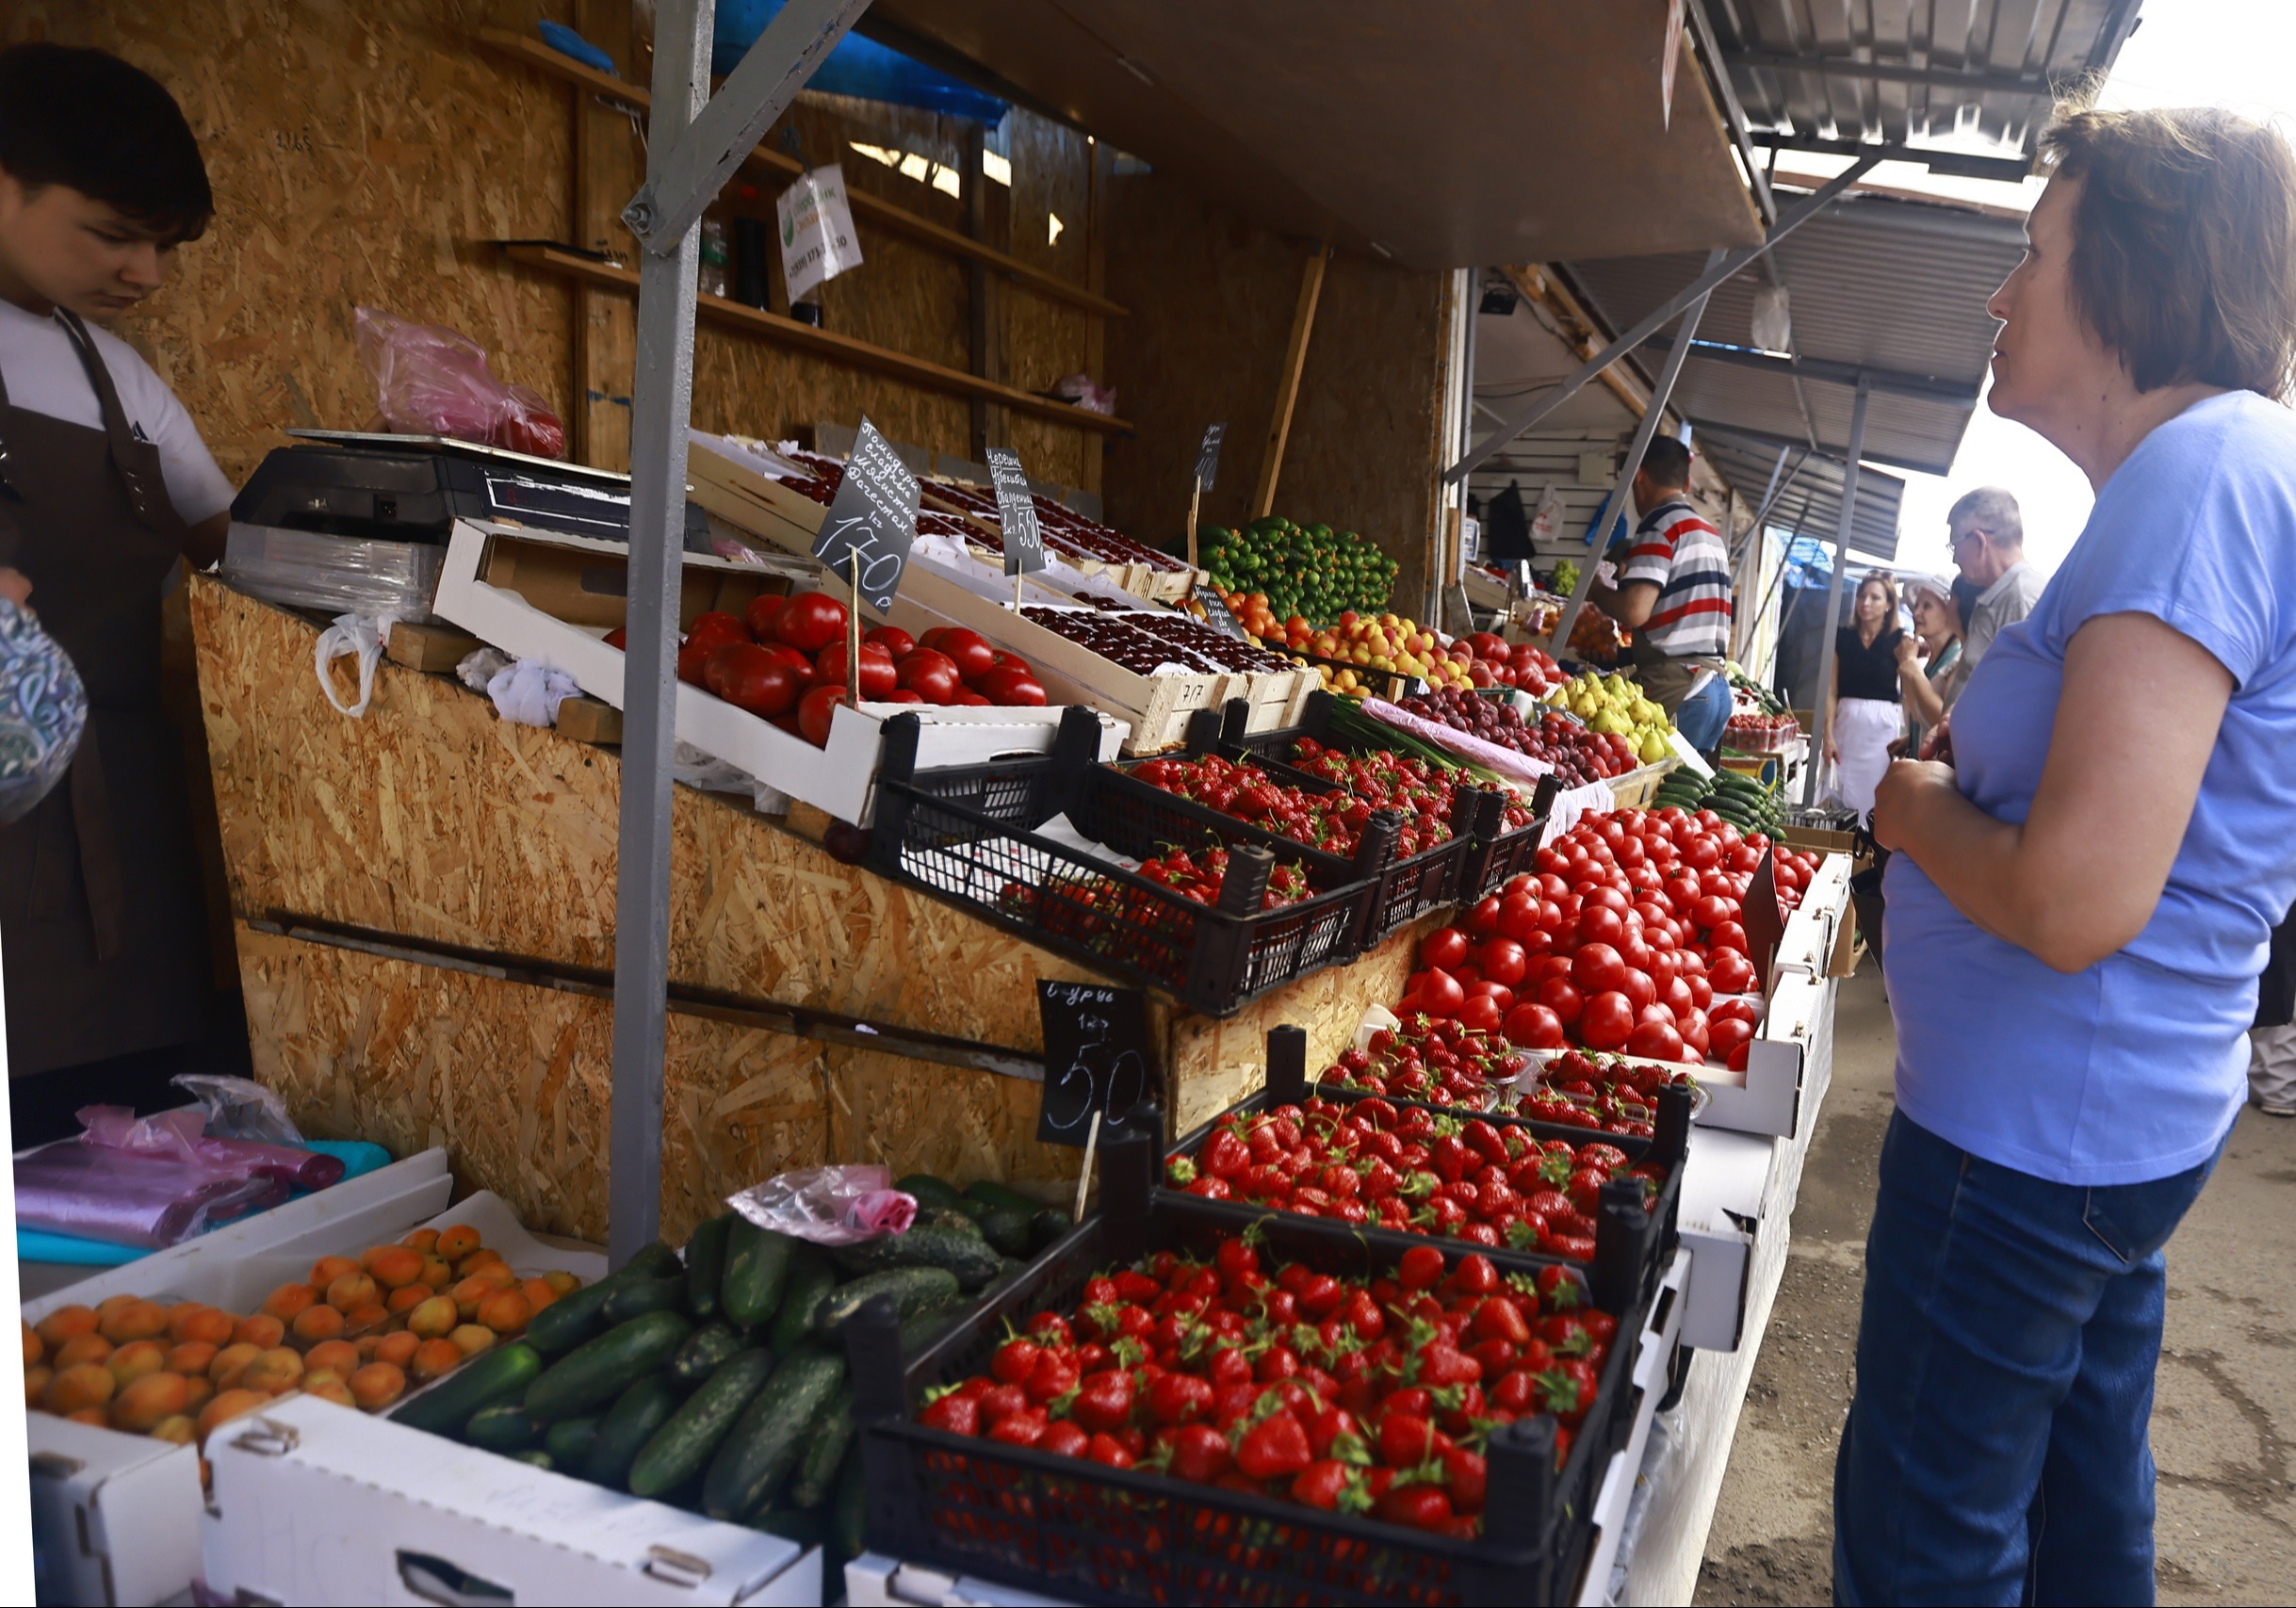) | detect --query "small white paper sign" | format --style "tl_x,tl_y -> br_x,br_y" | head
777,164 -> 864,302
